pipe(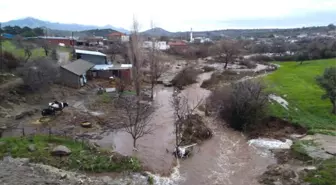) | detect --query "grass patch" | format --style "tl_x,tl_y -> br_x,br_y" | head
0,135 -> 141,172
147,175 -> 154,185
291,140 -> 320,161
3,40 -> 45,59
305,157 -> 336,185
264,59 -> 336,132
